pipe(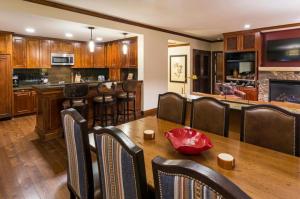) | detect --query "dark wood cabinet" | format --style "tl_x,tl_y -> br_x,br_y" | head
26,38 -> 40,68
224,32 -> 260,52
0,33 -> 12,54
40,39 -> 51,68
0,55 -> 12,119
94,44 -> 106,68
129,38 -> 138,67
13,36 -> 26,68
13,89 -> 37,116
